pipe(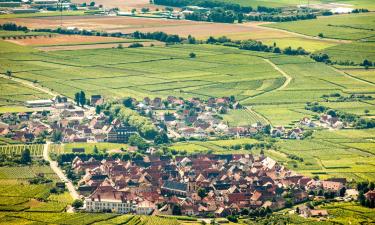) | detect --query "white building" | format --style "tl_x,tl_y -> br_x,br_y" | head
85,182 -> 137,213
